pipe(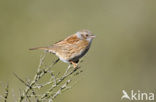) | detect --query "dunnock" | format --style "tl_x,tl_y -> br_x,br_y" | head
29,30 -> 95,68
